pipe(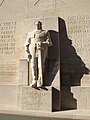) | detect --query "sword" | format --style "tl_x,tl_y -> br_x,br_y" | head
37,42 -> 43,86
